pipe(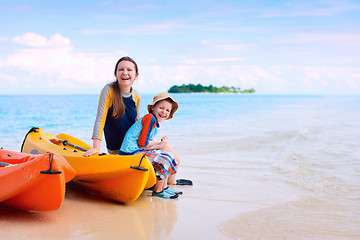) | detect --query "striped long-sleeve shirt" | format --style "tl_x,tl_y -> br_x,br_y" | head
91,84 -> 141,151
